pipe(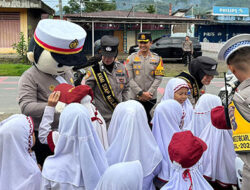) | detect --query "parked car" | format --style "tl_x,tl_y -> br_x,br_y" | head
128,36 -> 202,62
